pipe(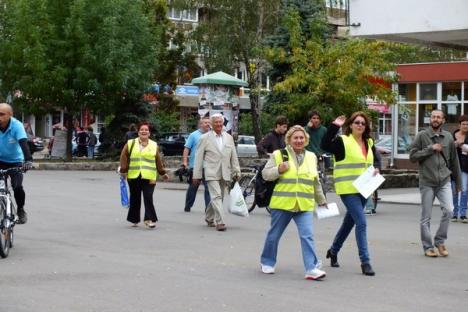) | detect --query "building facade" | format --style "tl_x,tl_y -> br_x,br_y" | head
392,61 -> 468,168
